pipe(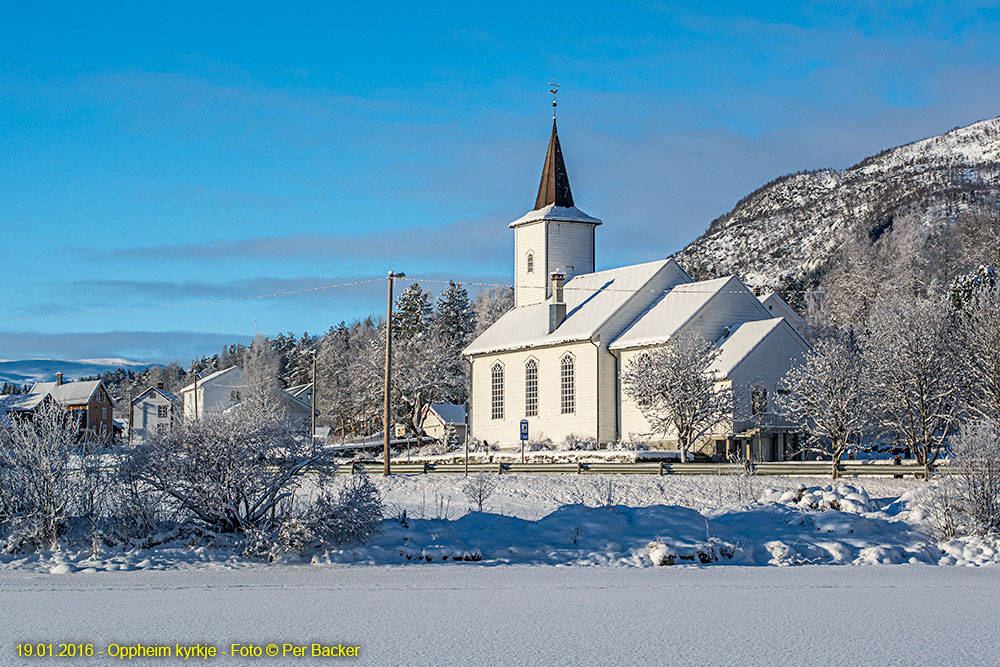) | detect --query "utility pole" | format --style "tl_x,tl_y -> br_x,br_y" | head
127,387 -> 133,446
311,350 -> 317,446
383,271 -> 405,476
